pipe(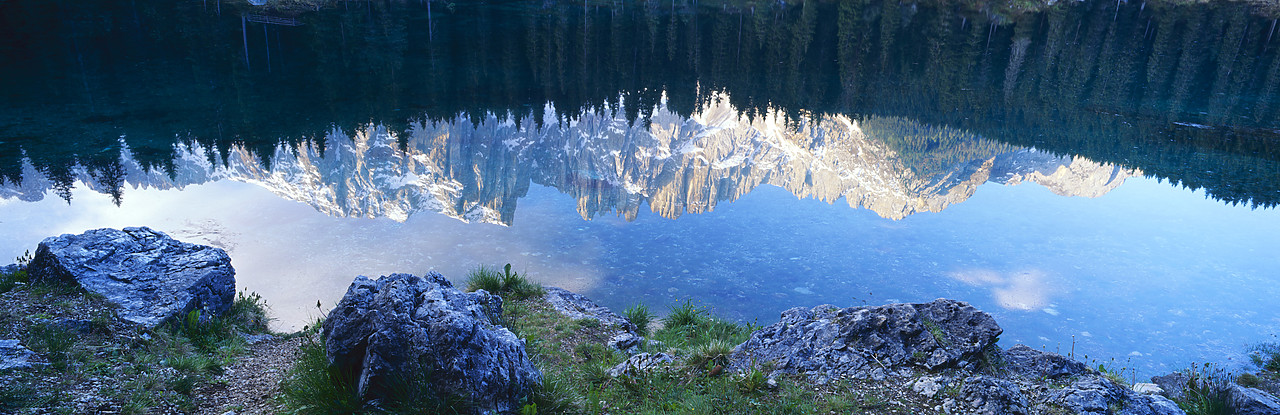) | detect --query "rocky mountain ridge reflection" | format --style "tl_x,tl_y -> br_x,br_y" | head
1,95 -> 1135,224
